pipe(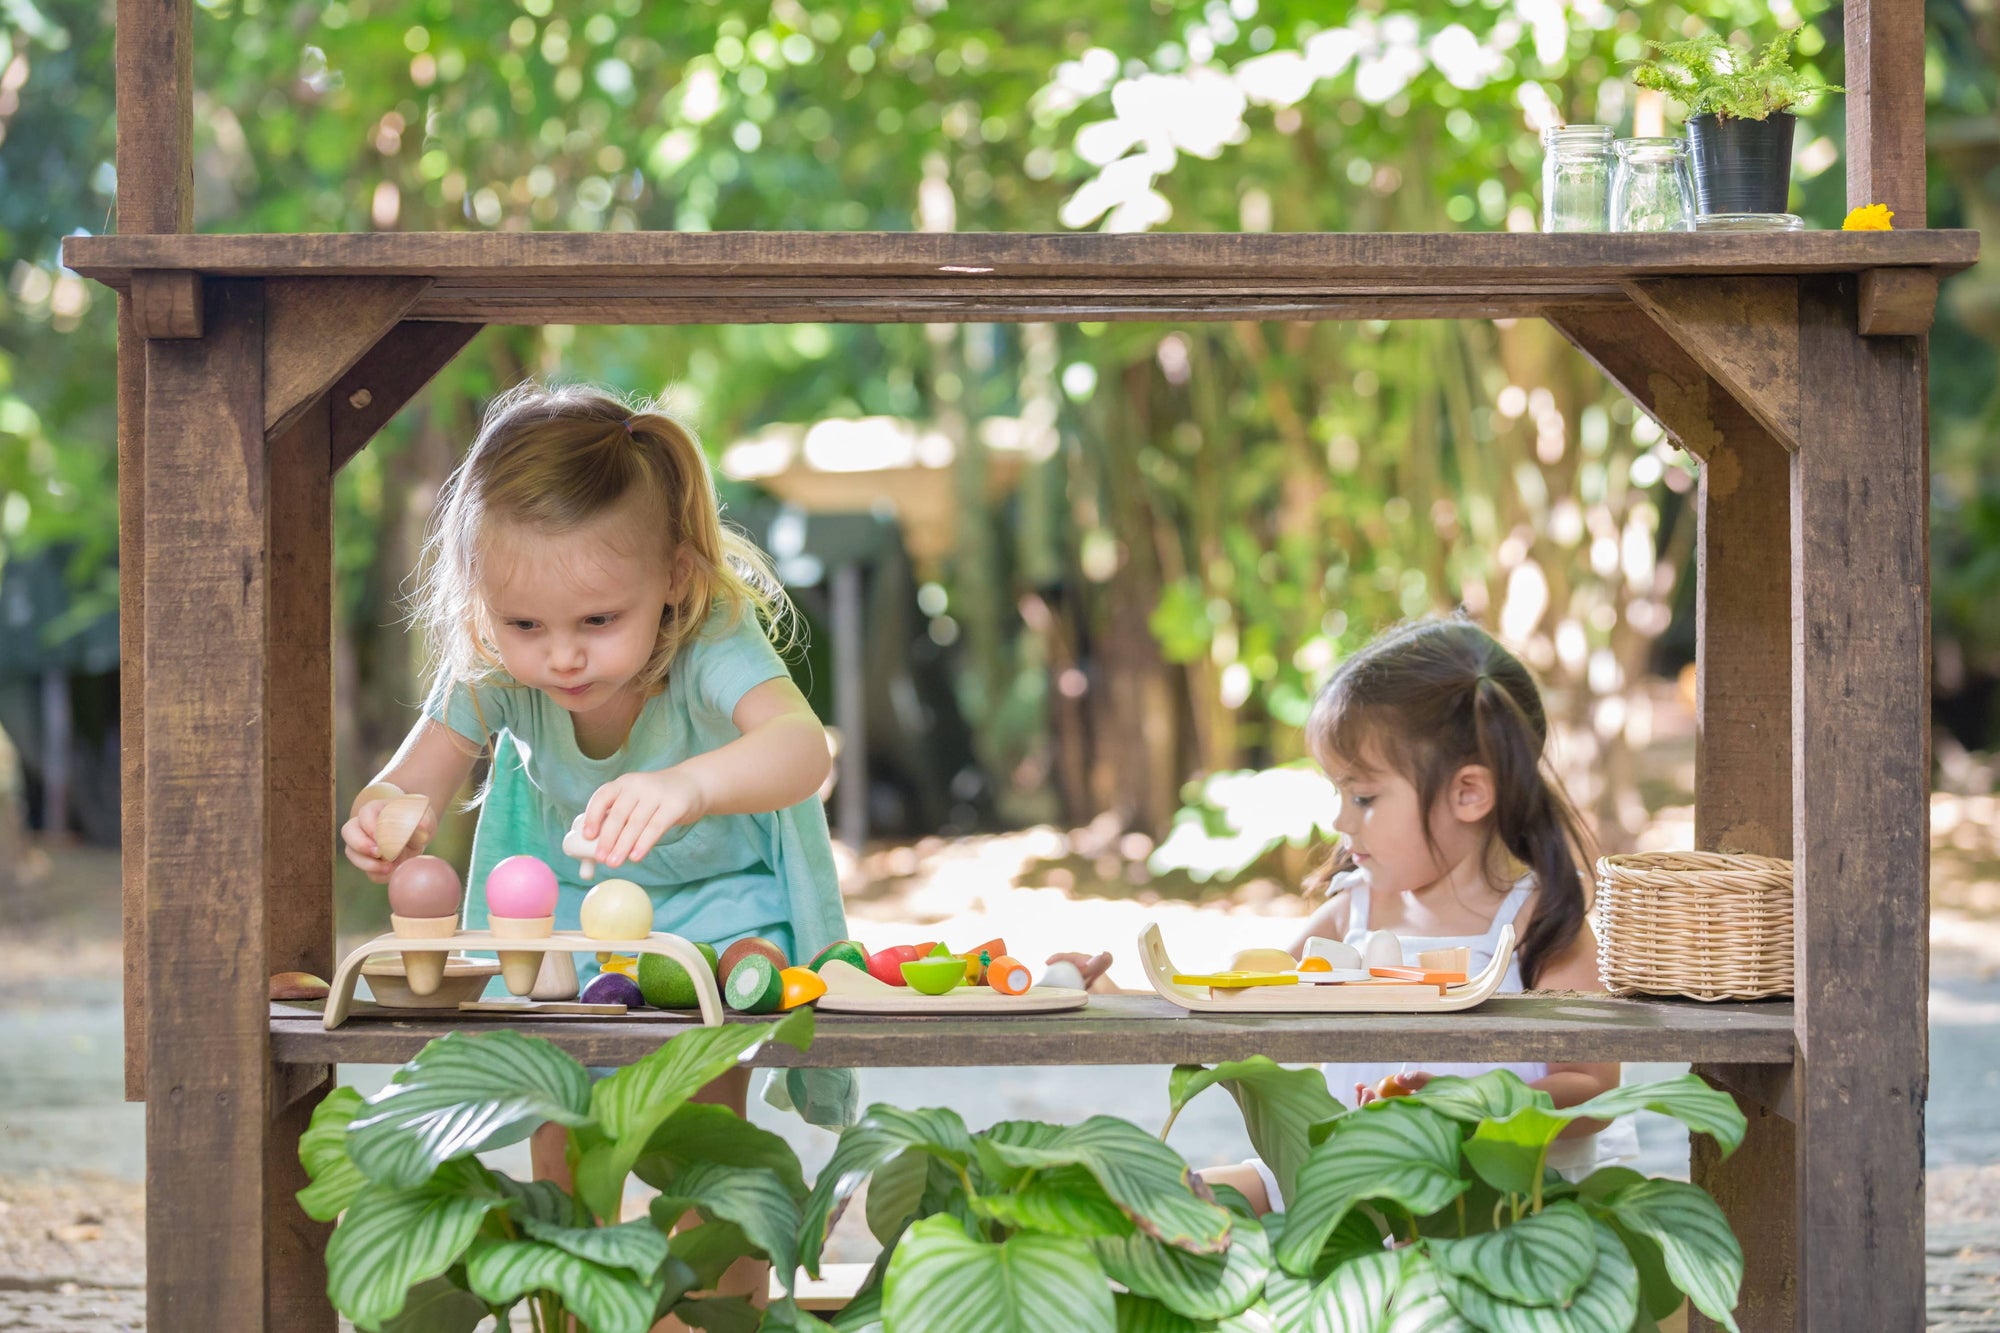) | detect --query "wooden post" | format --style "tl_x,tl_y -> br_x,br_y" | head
264,394 -> 338,1330
115,0 -> 196,1102
144,279 -> 271,1330
1791,274 -> 1928,1328
1845,0 -> 1927,227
